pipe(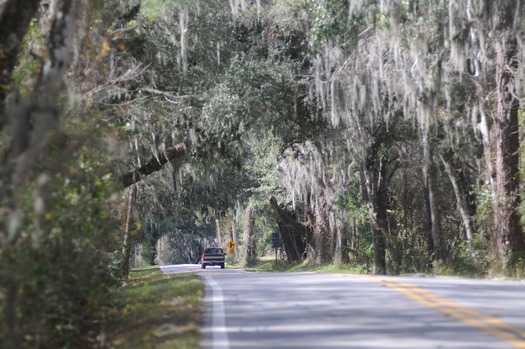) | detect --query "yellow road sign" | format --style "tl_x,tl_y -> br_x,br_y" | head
227,240 -> 236,249
229,247 -> 235,255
